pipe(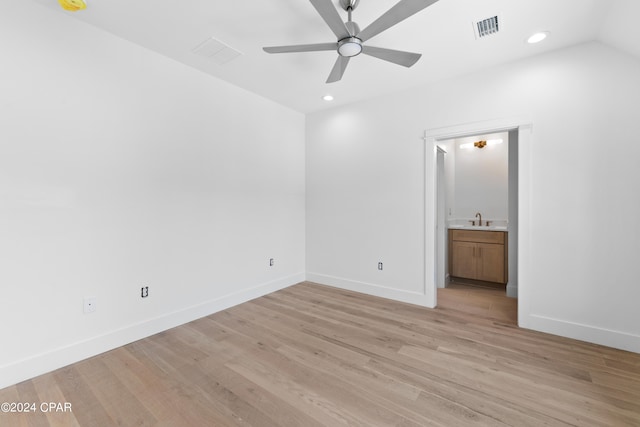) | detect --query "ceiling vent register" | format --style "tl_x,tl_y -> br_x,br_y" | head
192,37 -> 242,65
474,15 -> 501,39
